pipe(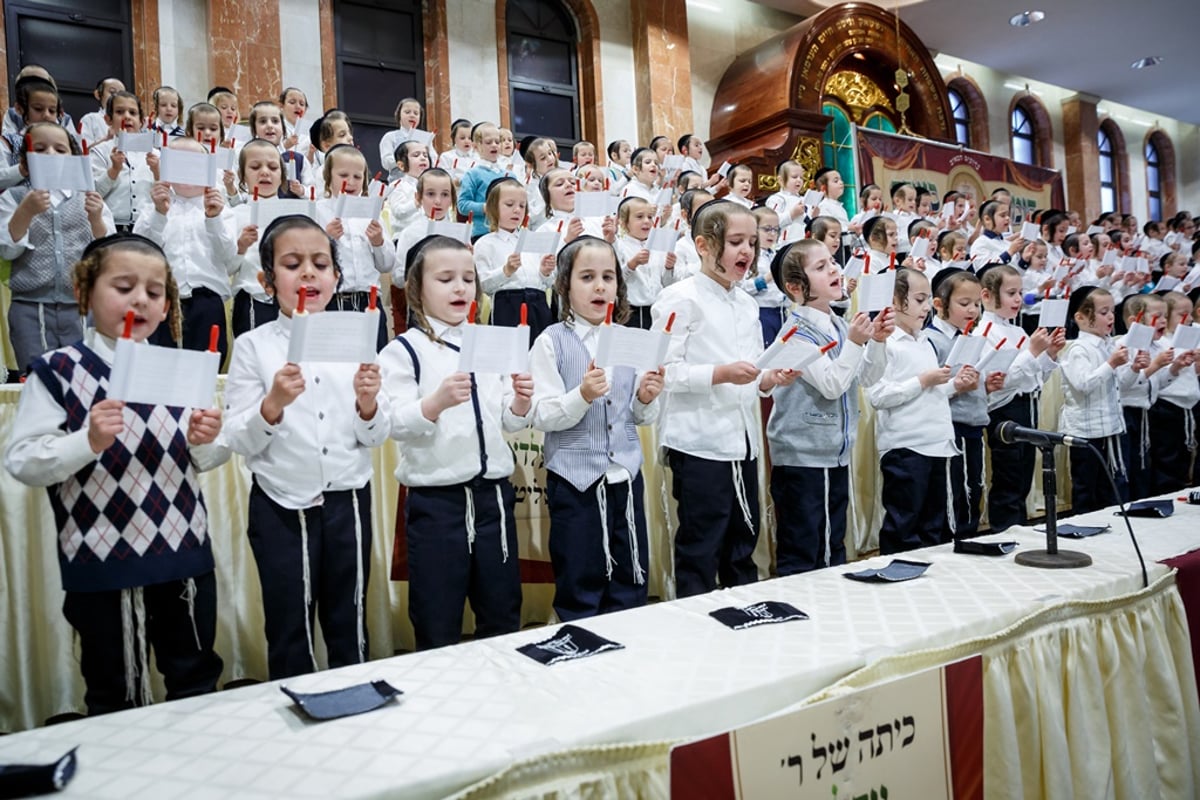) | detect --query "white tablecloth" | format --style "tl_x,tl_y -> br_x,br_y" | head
1,498 -> 1198,799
